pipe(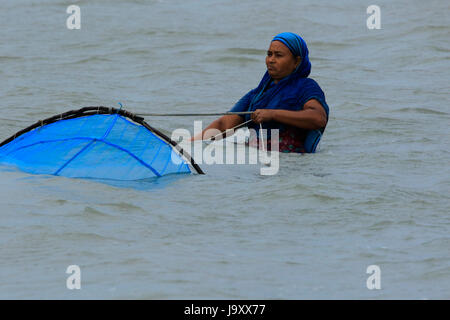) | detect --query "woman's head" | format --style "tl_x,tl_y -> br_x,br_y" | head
266,32 -> 311,81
